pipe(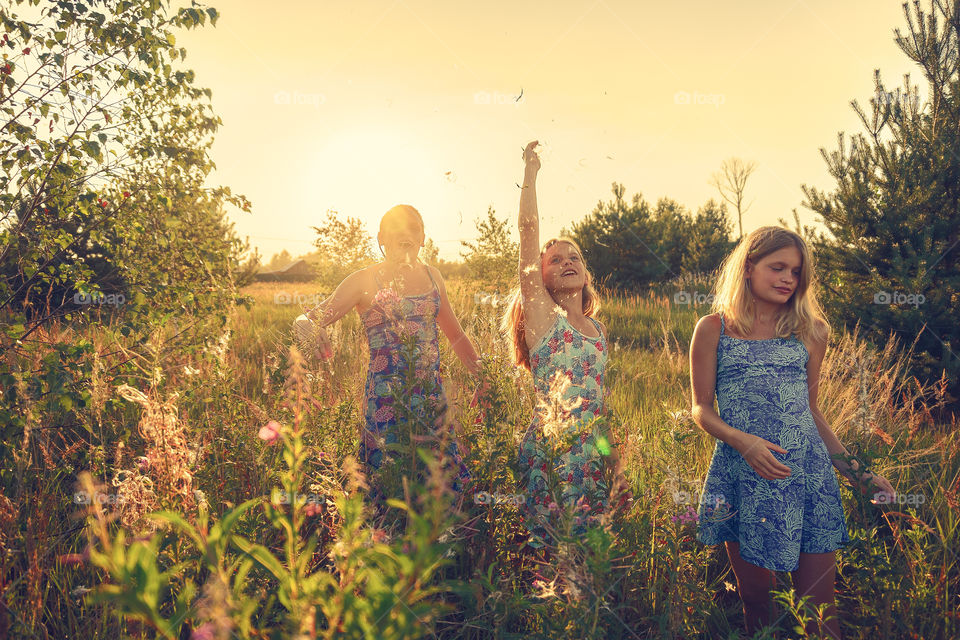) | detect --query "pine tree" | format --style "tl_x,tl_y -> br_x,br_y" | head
802,0 -> 960,404
459,206 -> 518,285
